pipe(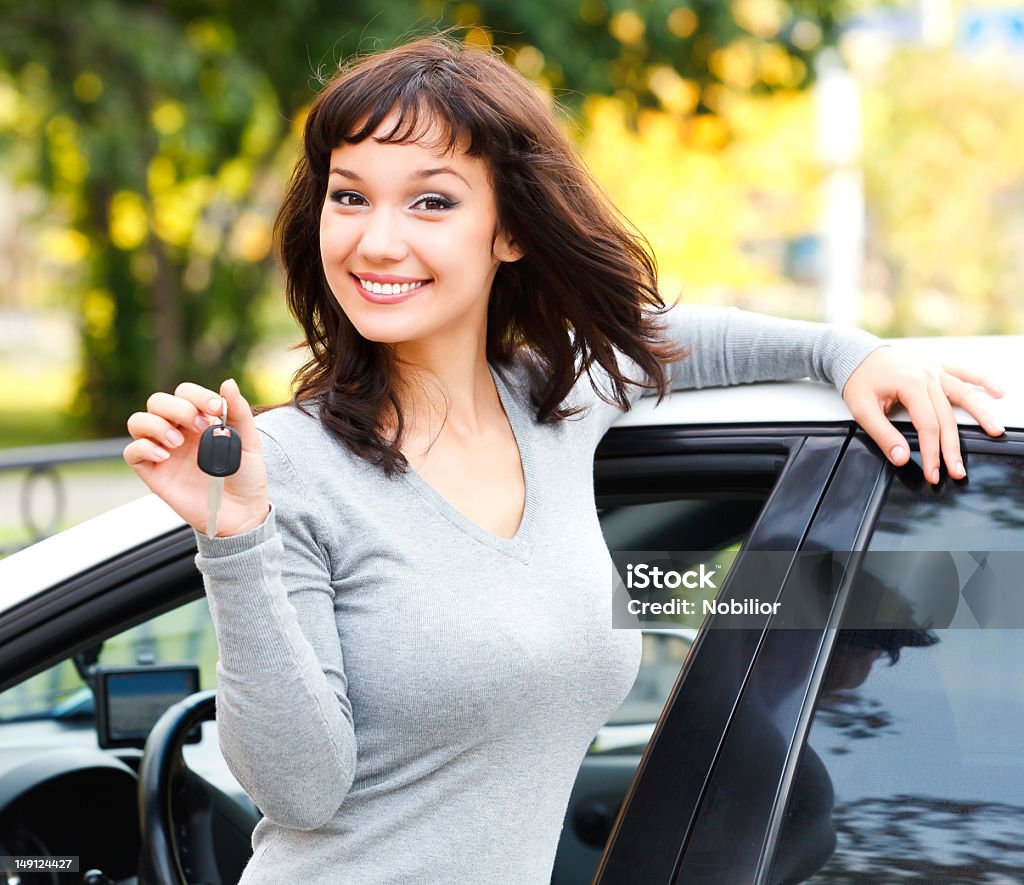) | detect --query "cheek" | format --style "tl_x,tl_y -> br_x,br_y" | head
319,212 -> 356,263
